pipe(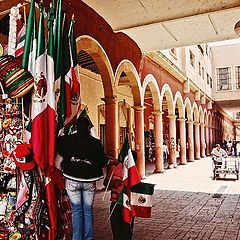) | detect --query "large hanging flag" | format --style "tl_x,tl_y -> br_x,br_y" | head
22,0 -> 37,75
57,18 -> 68,132
68,15 -> 80,113
31,3 -> 57,239
118,137 -> 141,188
31,1 -> 48,170
130,182 -> 155,218
116,186 -> 132,224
